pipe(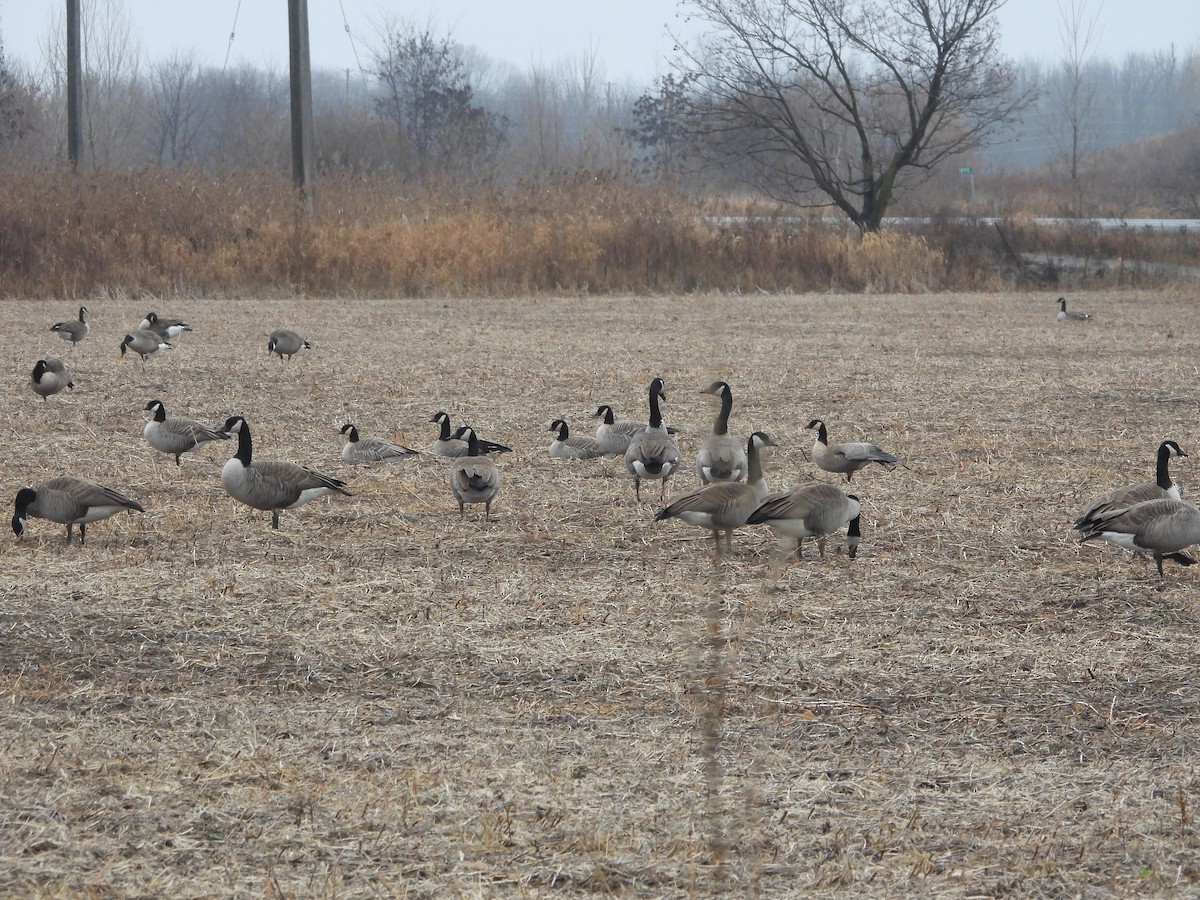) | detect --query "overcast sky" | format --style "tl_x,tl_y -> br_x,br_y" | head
2,1 -> 1197,85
